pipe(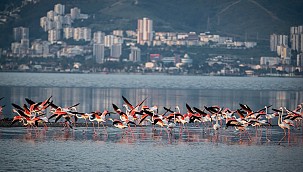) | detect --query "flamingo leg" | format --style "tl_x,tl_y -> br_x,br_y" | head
278,129 -> 286,145
265,126 -> 271,142
101,123 -> 108,135
288,129 -> 290,144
